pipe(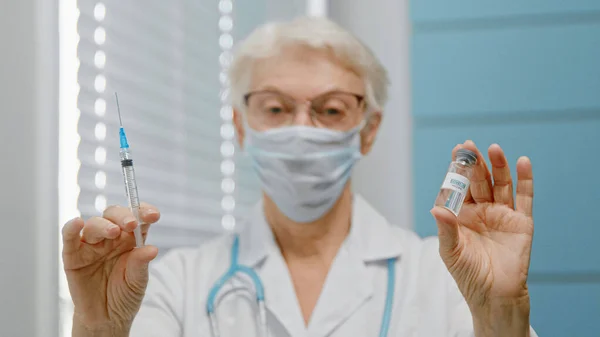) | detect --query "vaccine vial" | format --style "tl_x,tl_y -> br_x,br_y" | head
434,148 -> 478,216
